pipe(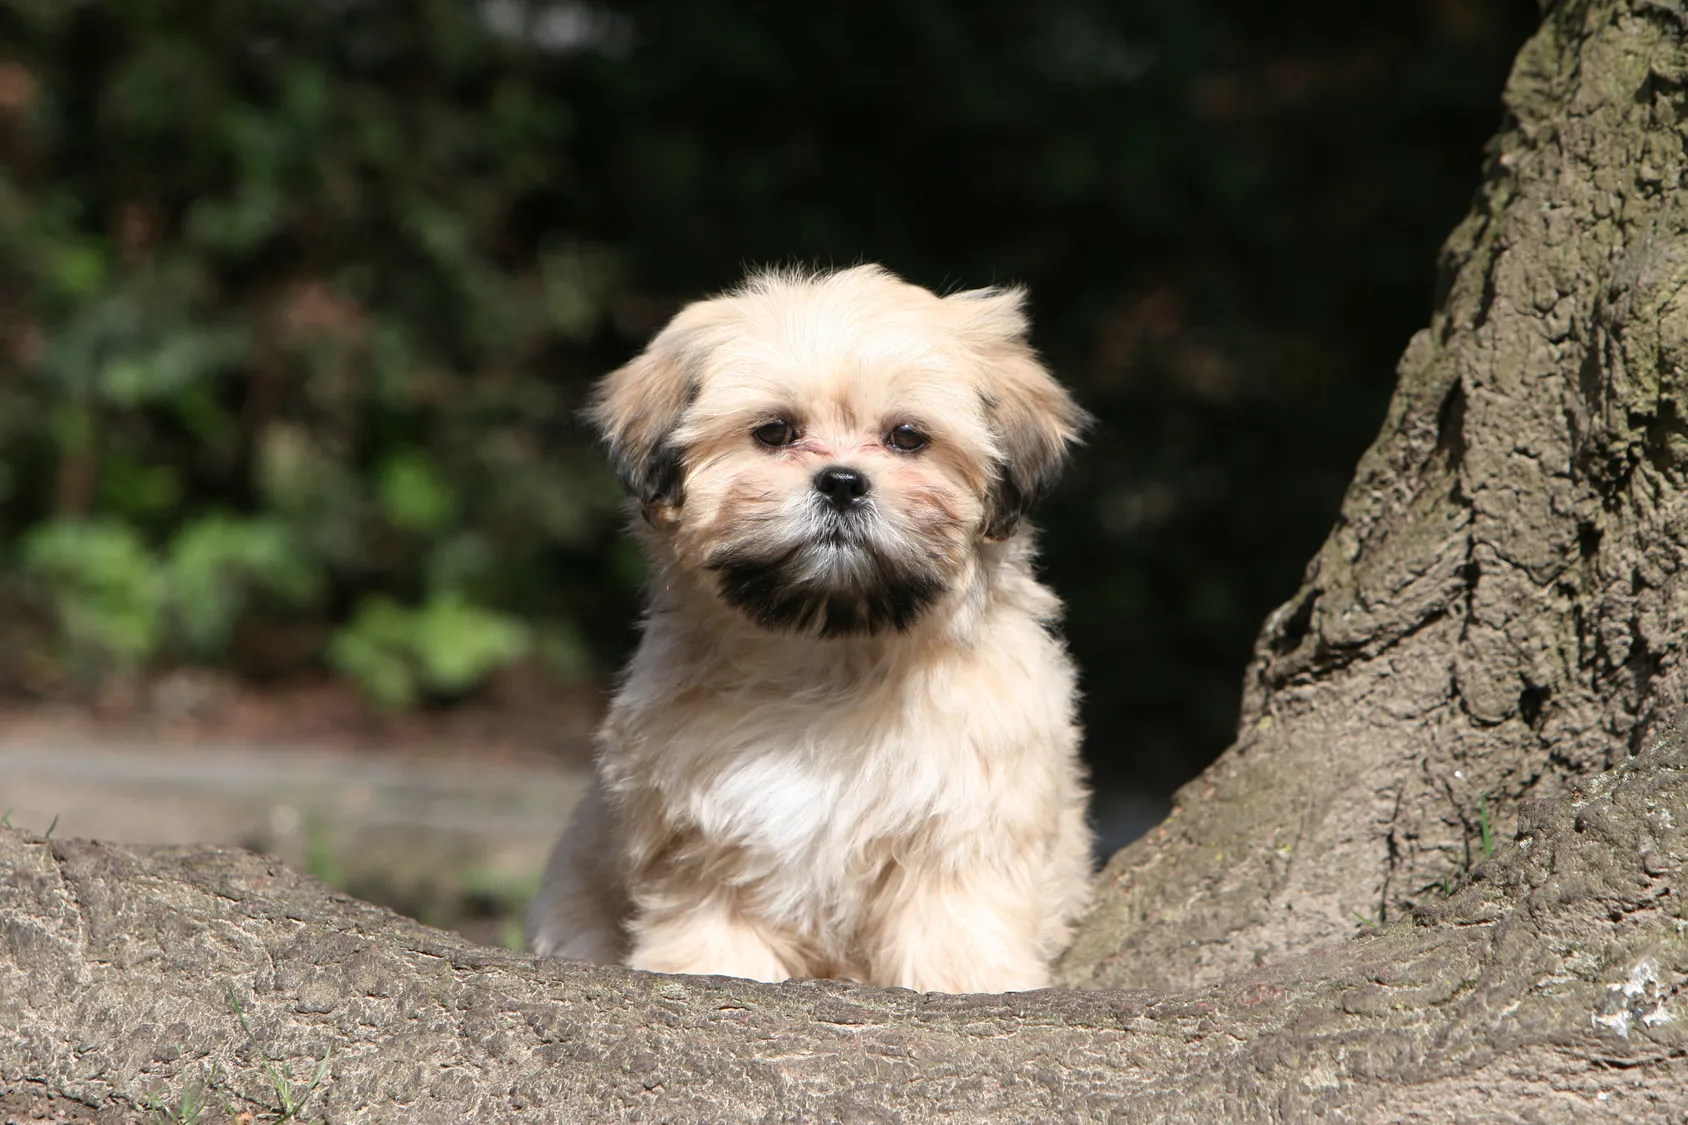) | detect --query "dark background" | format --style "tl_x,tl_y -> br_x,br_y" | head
0,0 -> 1538,801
